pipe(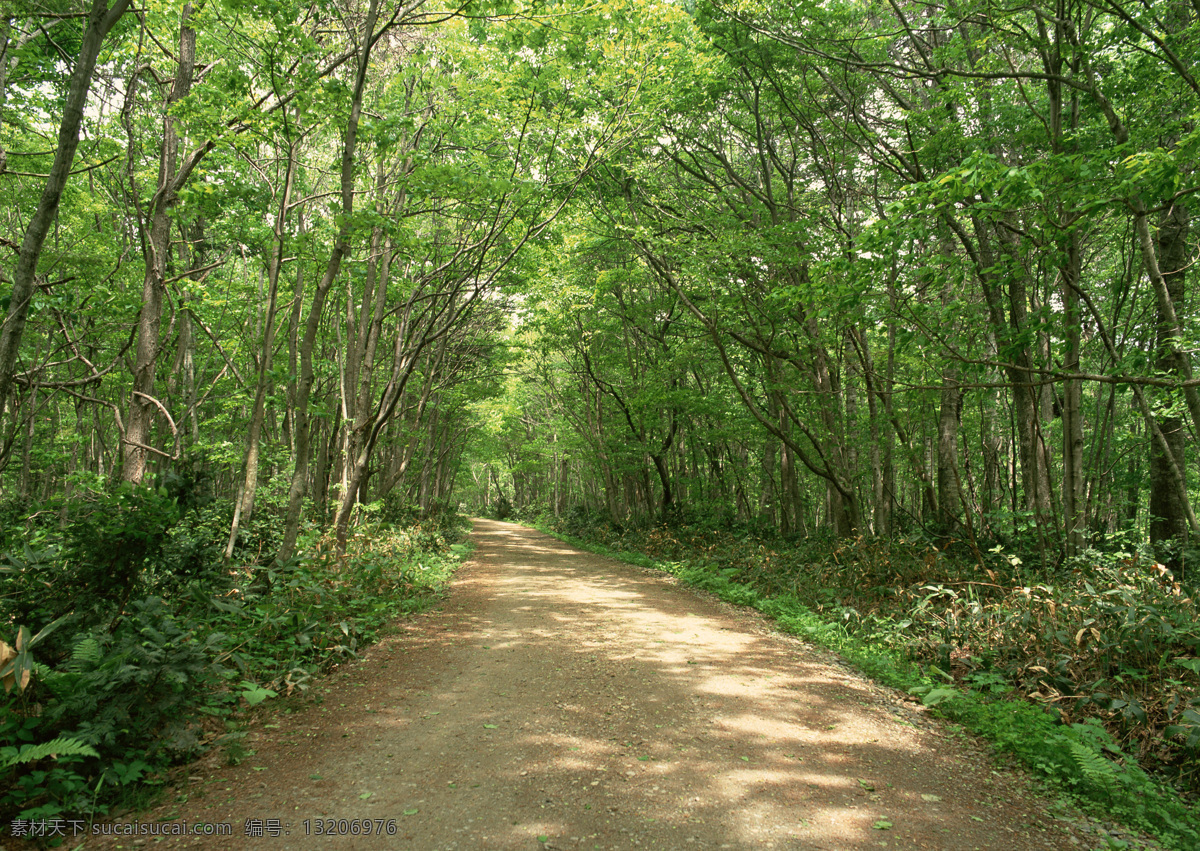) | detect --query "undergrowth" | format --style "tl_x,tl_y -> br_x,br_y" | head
537,516 -> 1200,850
0,484 -> 470,835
